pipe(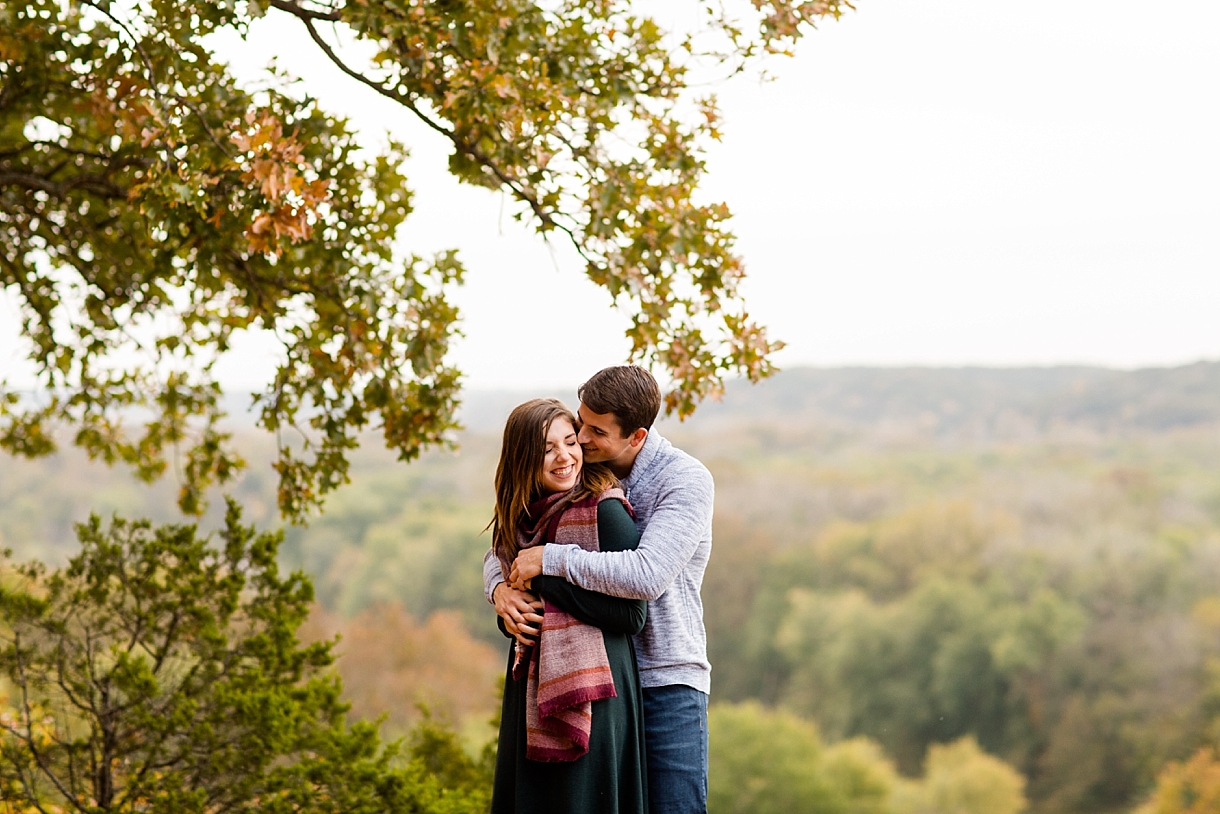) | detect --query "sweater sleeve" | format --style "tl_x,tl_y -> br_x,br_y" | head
542,461 -> 713,601
533,500 -> 647,636
483,548 -> 506,604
